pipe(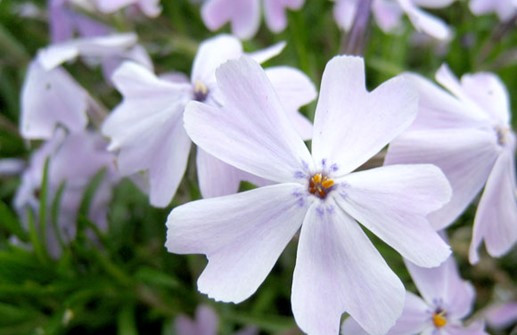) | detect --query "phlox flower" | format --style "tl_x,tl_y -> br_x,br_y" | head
21,33 -> 150,140
385,65 -> 517,264
341,253 -> 488,335
14,129 -> 117,257
201,0 -> 304,39
334,0 -> 454,40
166,55 -> 452,335
49,0 -> 111,43
101,34 -> 314,207
174,305 -> 258,335
470,0 -> 517,21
